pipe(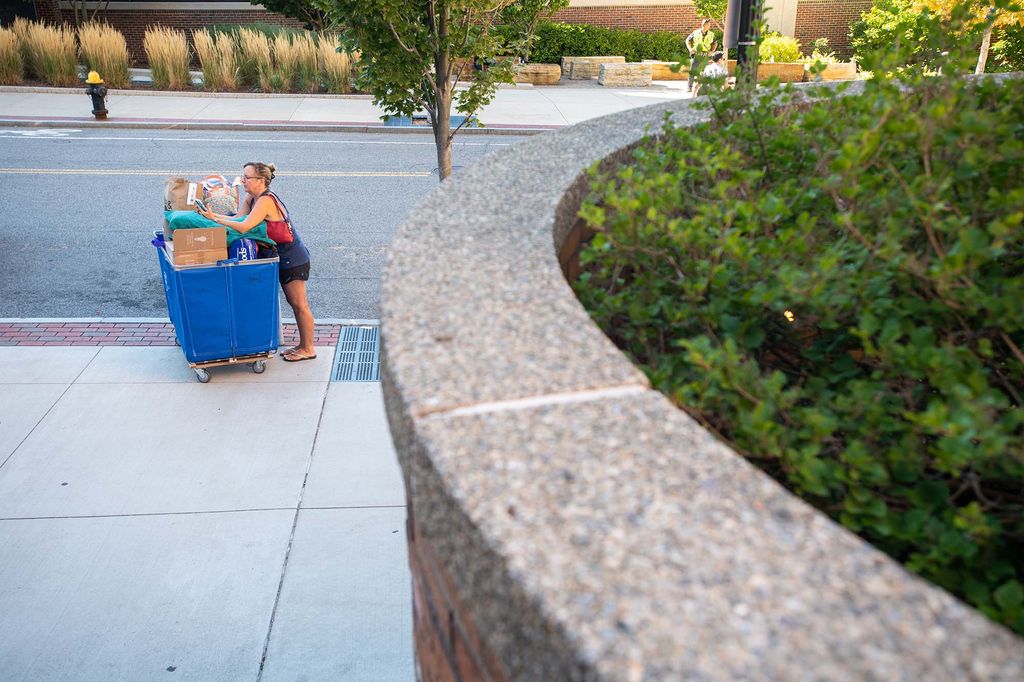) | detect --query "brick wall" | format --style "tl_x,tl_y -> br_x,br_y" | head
408,515 -> 509,682
793,0 -> 871,57
552,5 -> 699,34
